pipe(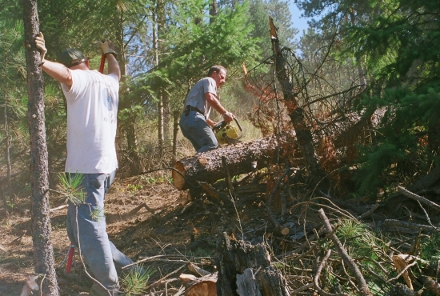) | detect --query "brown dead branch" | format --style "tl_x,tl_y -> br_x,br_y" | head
9,230 -> 26,245
122,254 -> 166,270
261,201 -> 290,236
397,186 -> 440,212
106,202 -> 155,224
390,254 -> 417,289
147,264 -> 186,289
318,208 -> 372,296
357,203 -> 381,220
49,204 -> 68,213
314,249 -> 347,296
383,219 -> 439,233
188,262 -> 211,277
